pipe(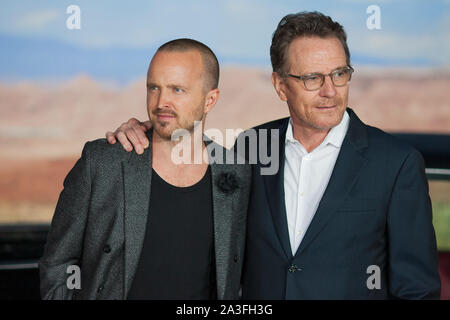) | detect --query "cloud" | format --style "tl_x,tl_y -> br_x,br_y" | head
351,31 -> 450,65
347,10 -> 450,65
14,9 -> 60,31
